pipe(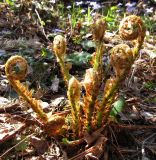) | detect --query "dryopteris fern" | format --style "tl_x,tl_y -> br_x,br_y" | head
5,55 -> 65,136
97,15 -> 146,127
5,55 -> 48,122
5,15 -> 146,139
